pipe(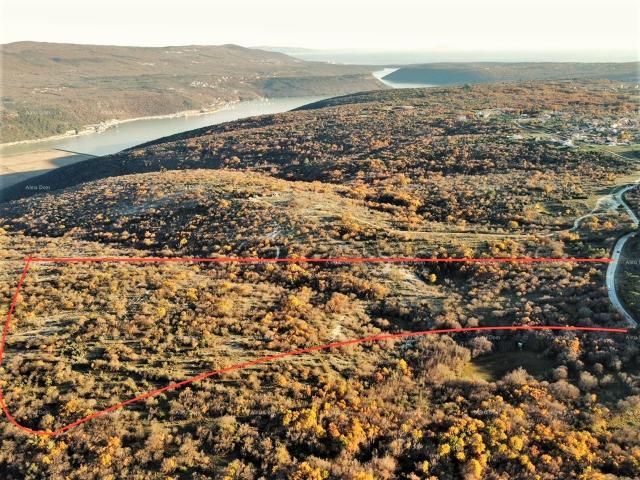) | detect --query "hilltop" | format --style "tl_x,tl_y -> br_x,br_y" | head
383,61 -> 640,85
0,41 -> 384,142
